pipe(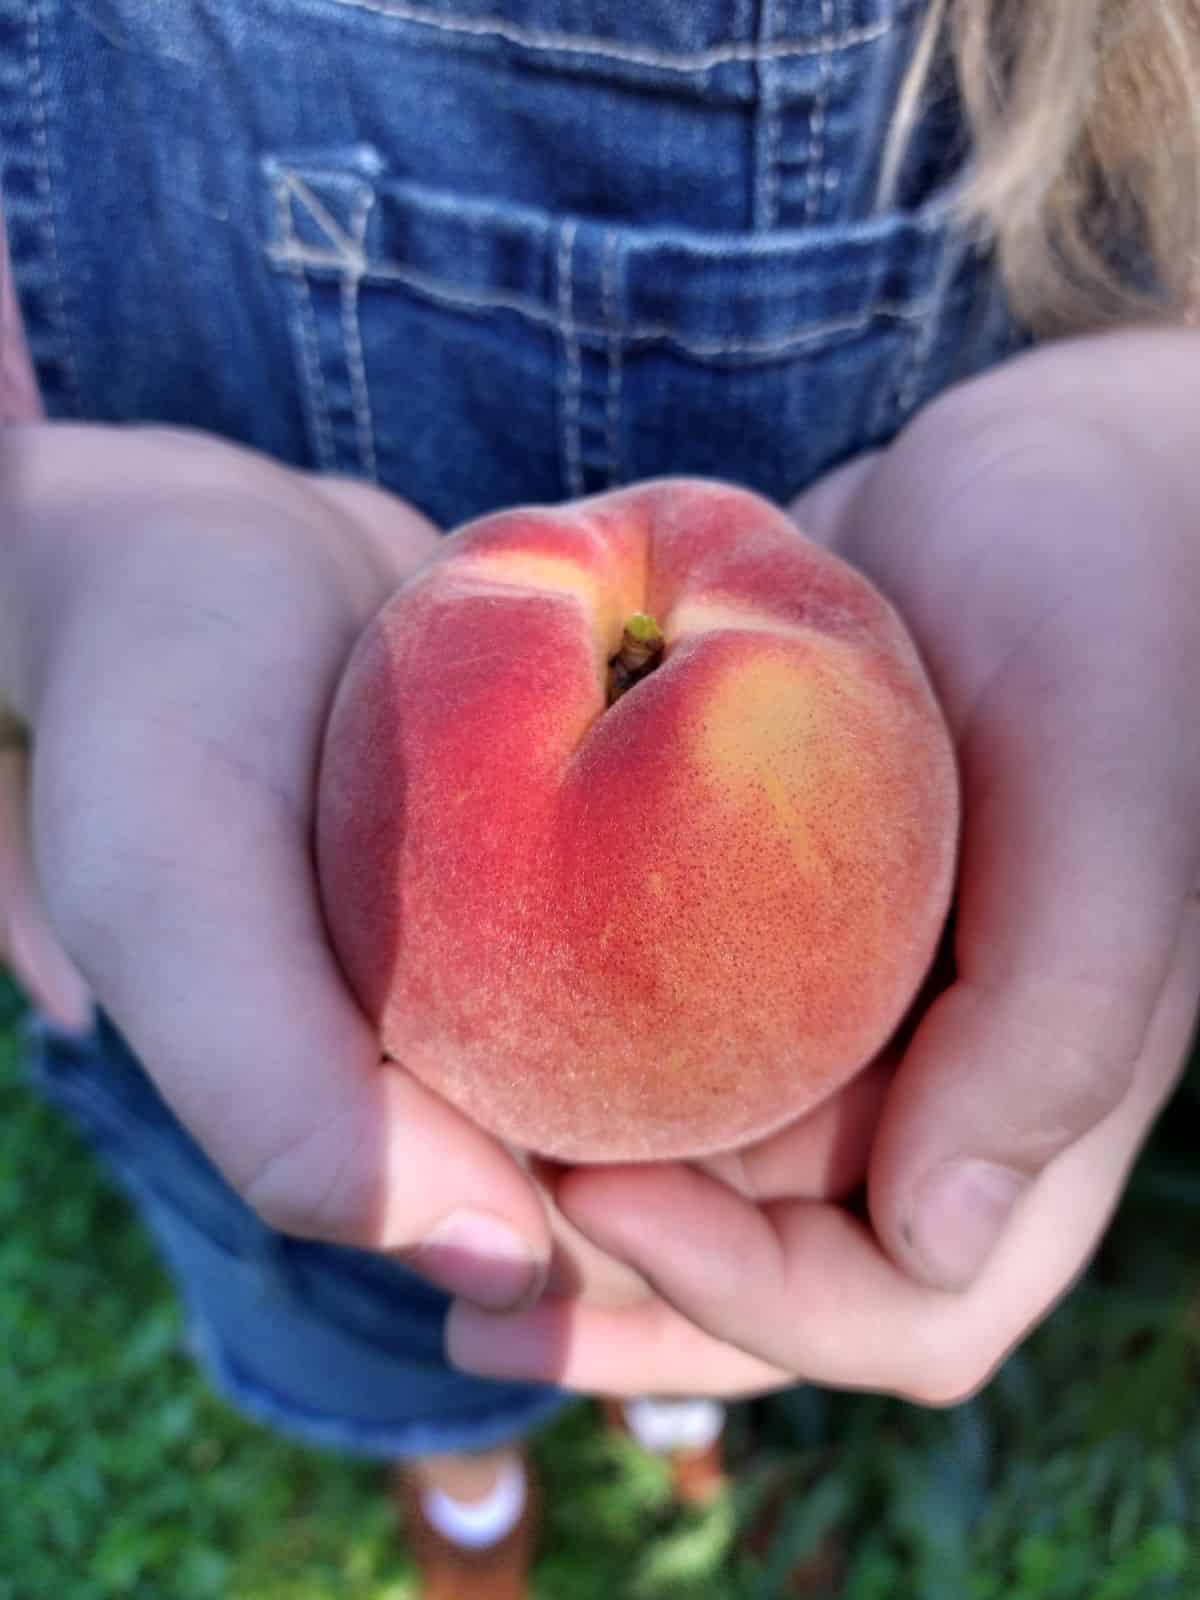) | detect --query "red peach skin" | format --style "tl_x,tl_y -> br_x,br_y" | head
316,480 -> 958,1163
